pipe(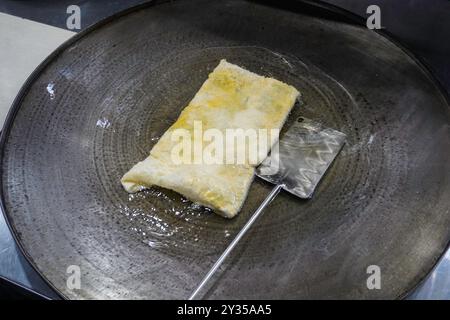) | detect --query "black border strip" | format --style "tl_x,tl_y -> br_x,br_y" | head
0,0 -> 448,300
0,275 -> 52,300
